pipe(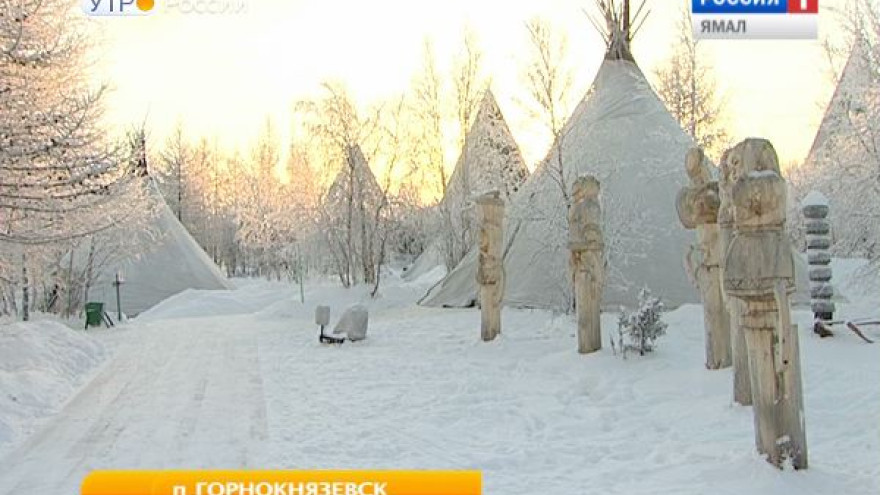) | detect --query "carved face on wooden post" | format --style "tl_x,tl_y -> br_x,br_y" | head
685,148 -> 712,186
729,139 -> 786,228
476,192 -> 504,286
723,139 -> 794,299
572,175 -> 600,203
731,138 -> 781,175
568,175 -> 602,252
677,148 -> 720,230
718,147 -> 742,228
721,138 -> 808,470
